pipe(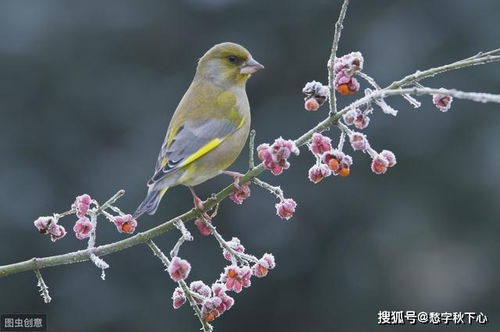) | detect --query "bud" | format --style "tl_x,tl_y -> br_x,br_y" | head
194,218 -> 212,236
252,253 -> 276,278
74,194 -> 92,218
302,81 -> 329,108
304,98 -> 320,111
308,164 -> 332,183
275,198 -> 297,220
190,281 -> 211,304
172,287 -> 186,309
380,150 -> 397,167
73,217 -> 93,240
167,256 -> 191,282
335,74 -> 360,95
257,138 -> 299,176
220,265 -> 252,293
229,182 -> 251,205
112,214 -> 137,234
334,51 -> 364,76
309,133 -> 332,155
432,93 -> 453,112
371,154 -> 389,174
349,132 -> 369,151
